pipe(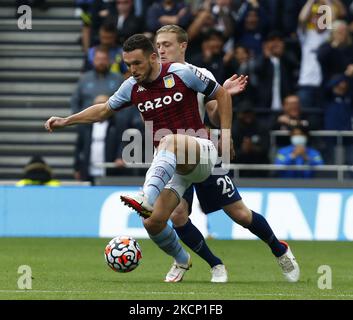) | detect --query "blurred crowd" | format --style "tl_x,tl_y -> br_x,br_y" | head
69,0 -> 353,182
